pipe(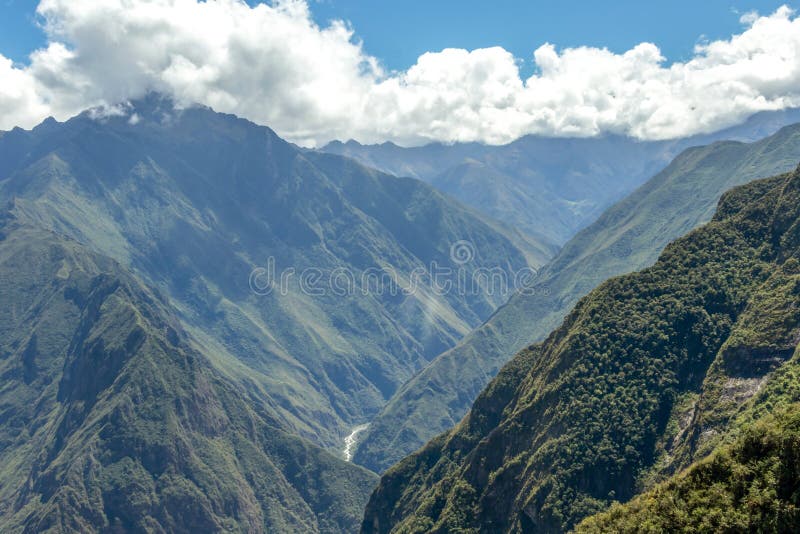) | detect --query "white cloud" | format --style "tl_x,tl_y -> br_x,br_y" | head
0,54 -> 51,130
1,1 -> 799,147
